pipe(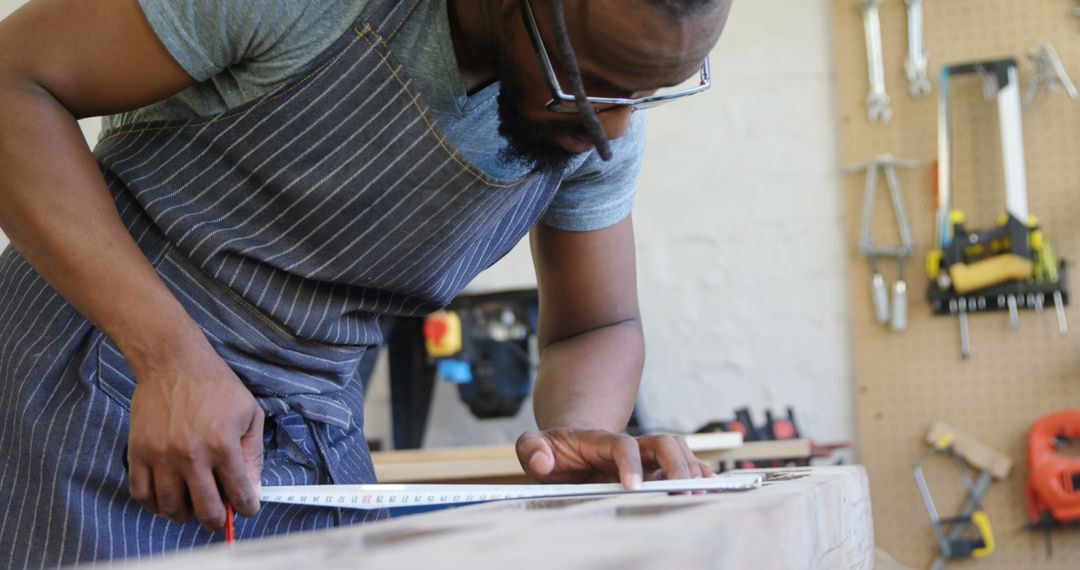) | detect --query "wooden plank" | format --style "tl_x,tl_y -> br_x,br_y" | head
697,438 -> 811,463
684,432 -> 745,451
376,458 -> 524,483
925,421 -> 1013,480
371,432 -> 743,465
373,436 -> 810,484
102,466 -> 874,570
